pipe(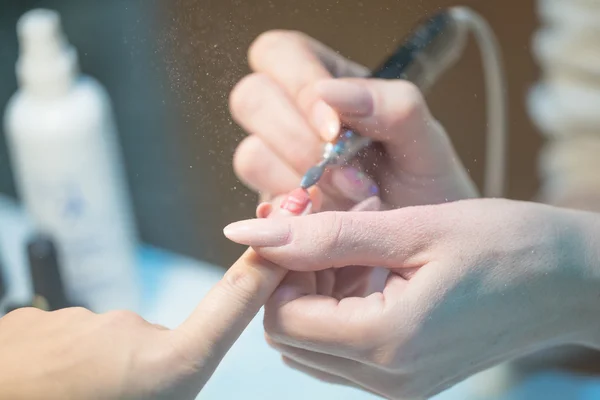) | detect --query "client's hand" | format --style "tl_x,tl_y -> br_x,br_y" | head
0,249 -> 285,400
224,198 -> 600,399
230,30 -> 476,210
